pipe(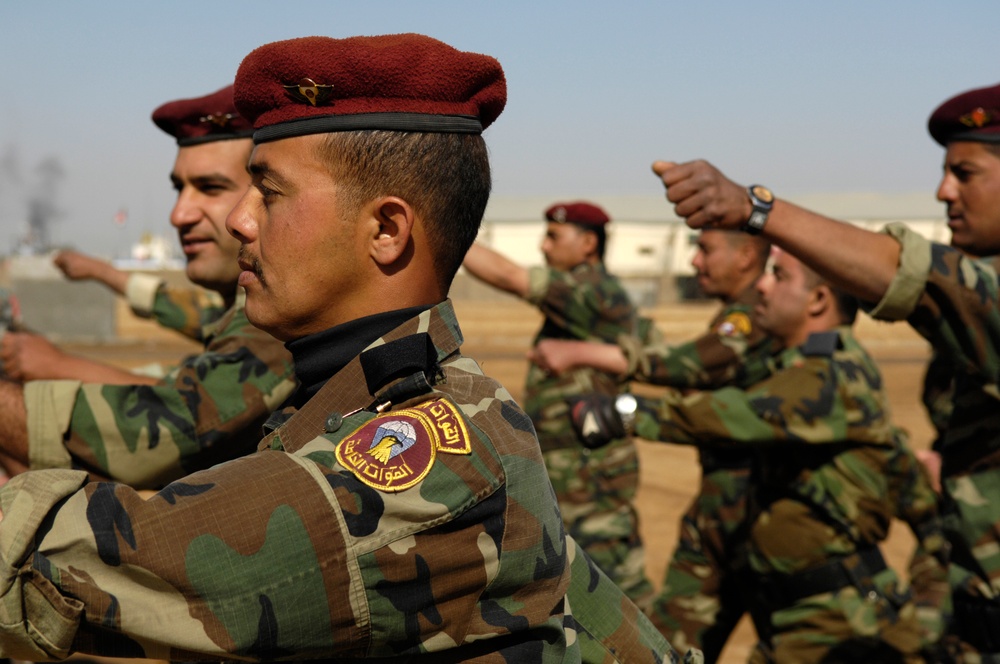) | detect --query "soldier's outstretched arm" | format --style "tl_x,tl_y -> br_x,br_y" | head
0,379 -> 30,472
1,332 -> 160,385
529,339 -> 628,376
631,356 -> 895,447
652,160 -> 901,304
462,243 -> 530,297
53,250 -> 130,295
